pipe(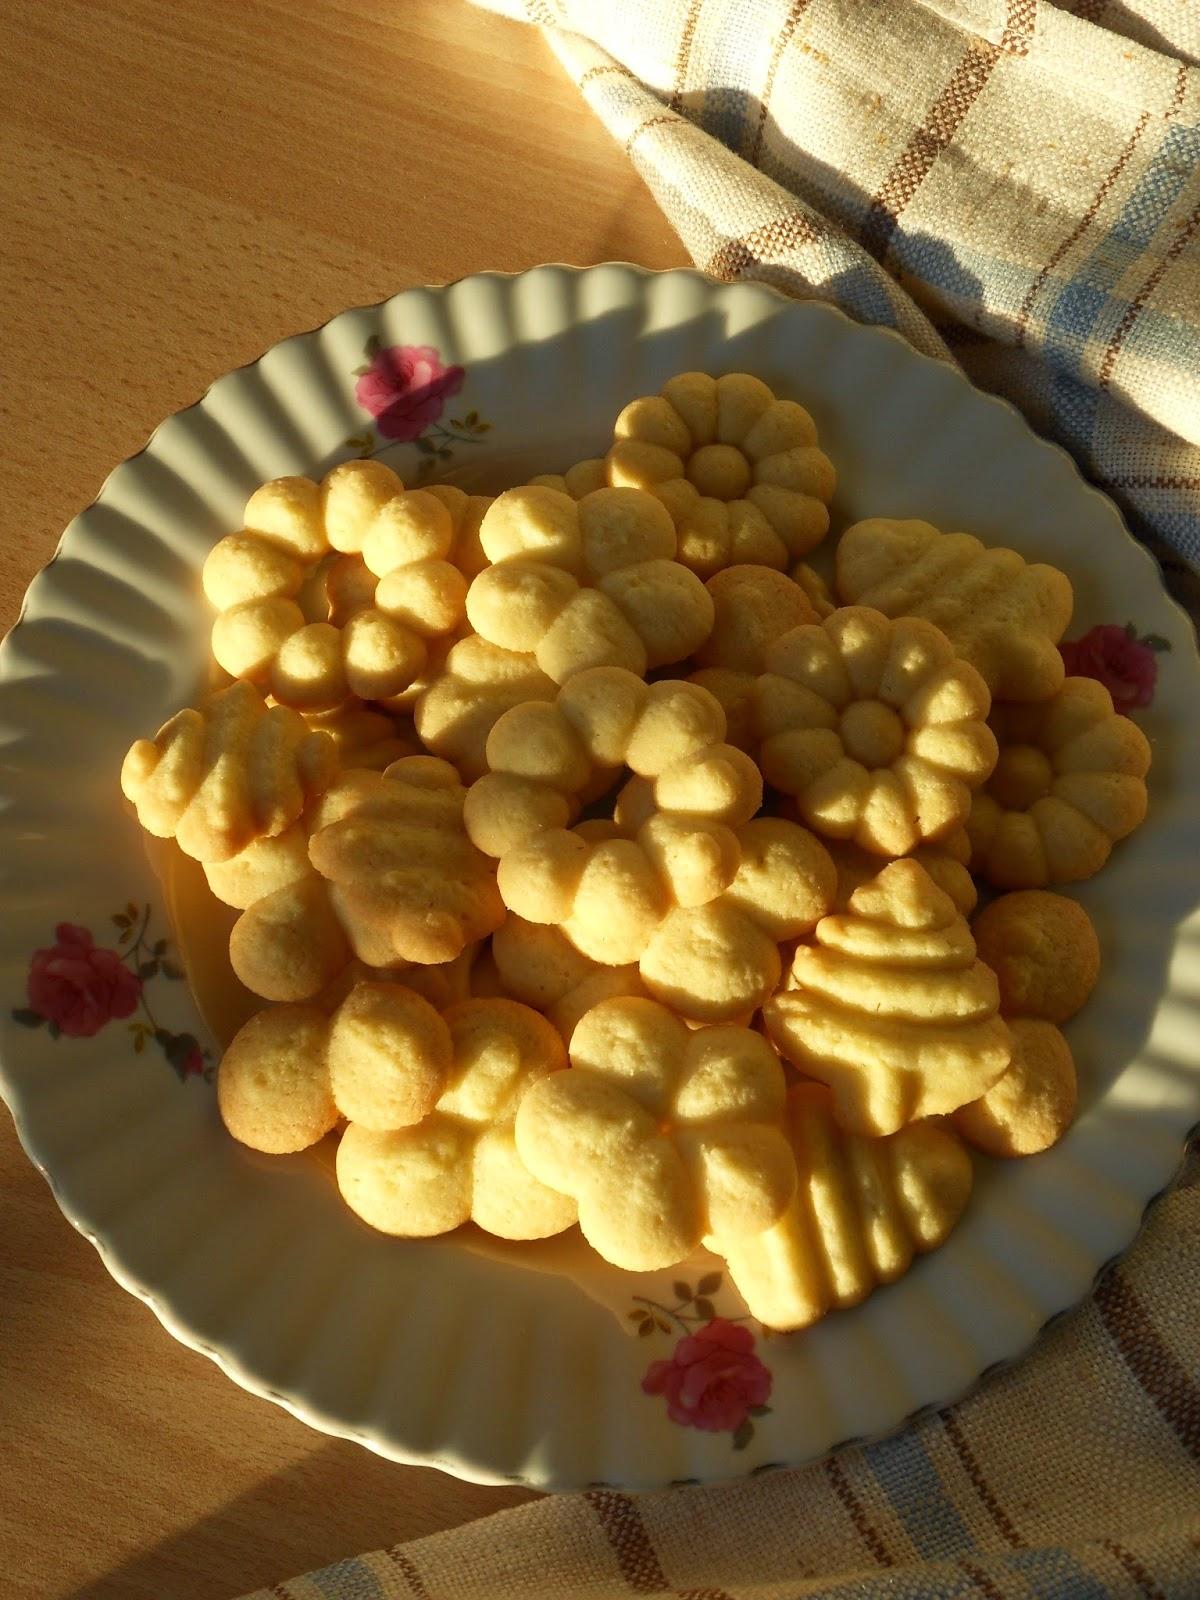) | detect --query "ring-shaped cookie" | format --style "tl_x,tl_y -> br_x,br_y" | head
752,606 -> 999,856
967,676 -> 1151,887
606,372 -> 836,576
